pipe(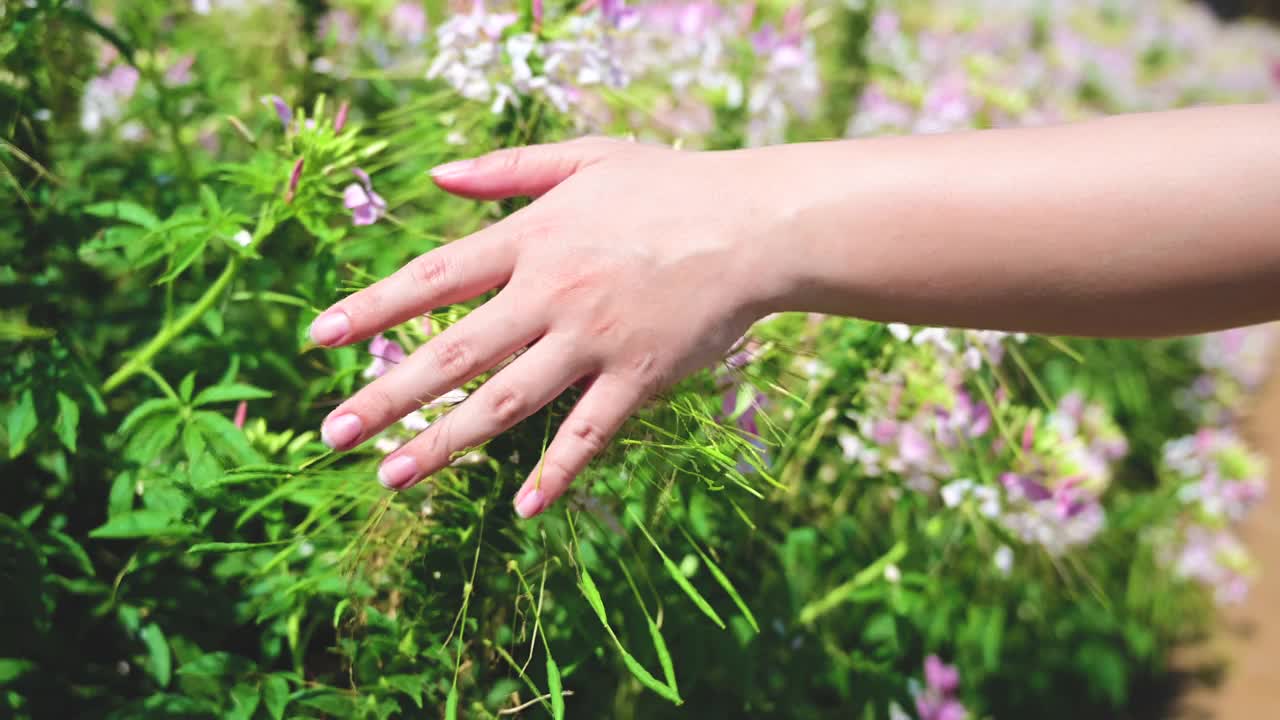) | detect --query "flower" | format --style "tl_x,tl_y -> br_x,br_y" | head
232,229 -> 252,247
390,2 -> 428,45
917,655 -> 967,720
284,157 -> 304,204
333,100 -> 350,132
364,334 -> 406,379
233,401 -> 248,430
993,544 -> 1014,575
343,168 -> 387,225
264,95 -> 291,128
81,65 -> 140,133
165,54 -> 195,86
